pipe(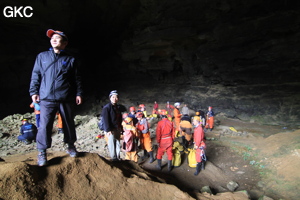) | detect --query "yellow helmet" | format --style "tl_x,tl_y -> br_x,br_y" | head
193,116 -> 200,122
124,117 -> 133,124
